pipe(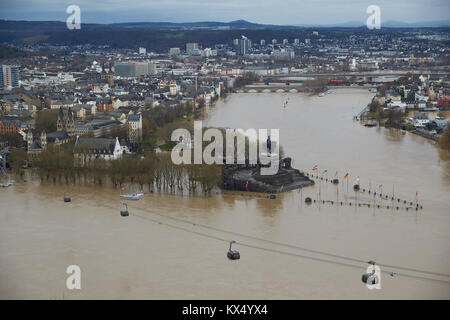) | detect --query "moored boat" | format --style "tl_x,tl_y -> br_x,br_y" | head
0,180 -> 15,188
120,192 -> 144,200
